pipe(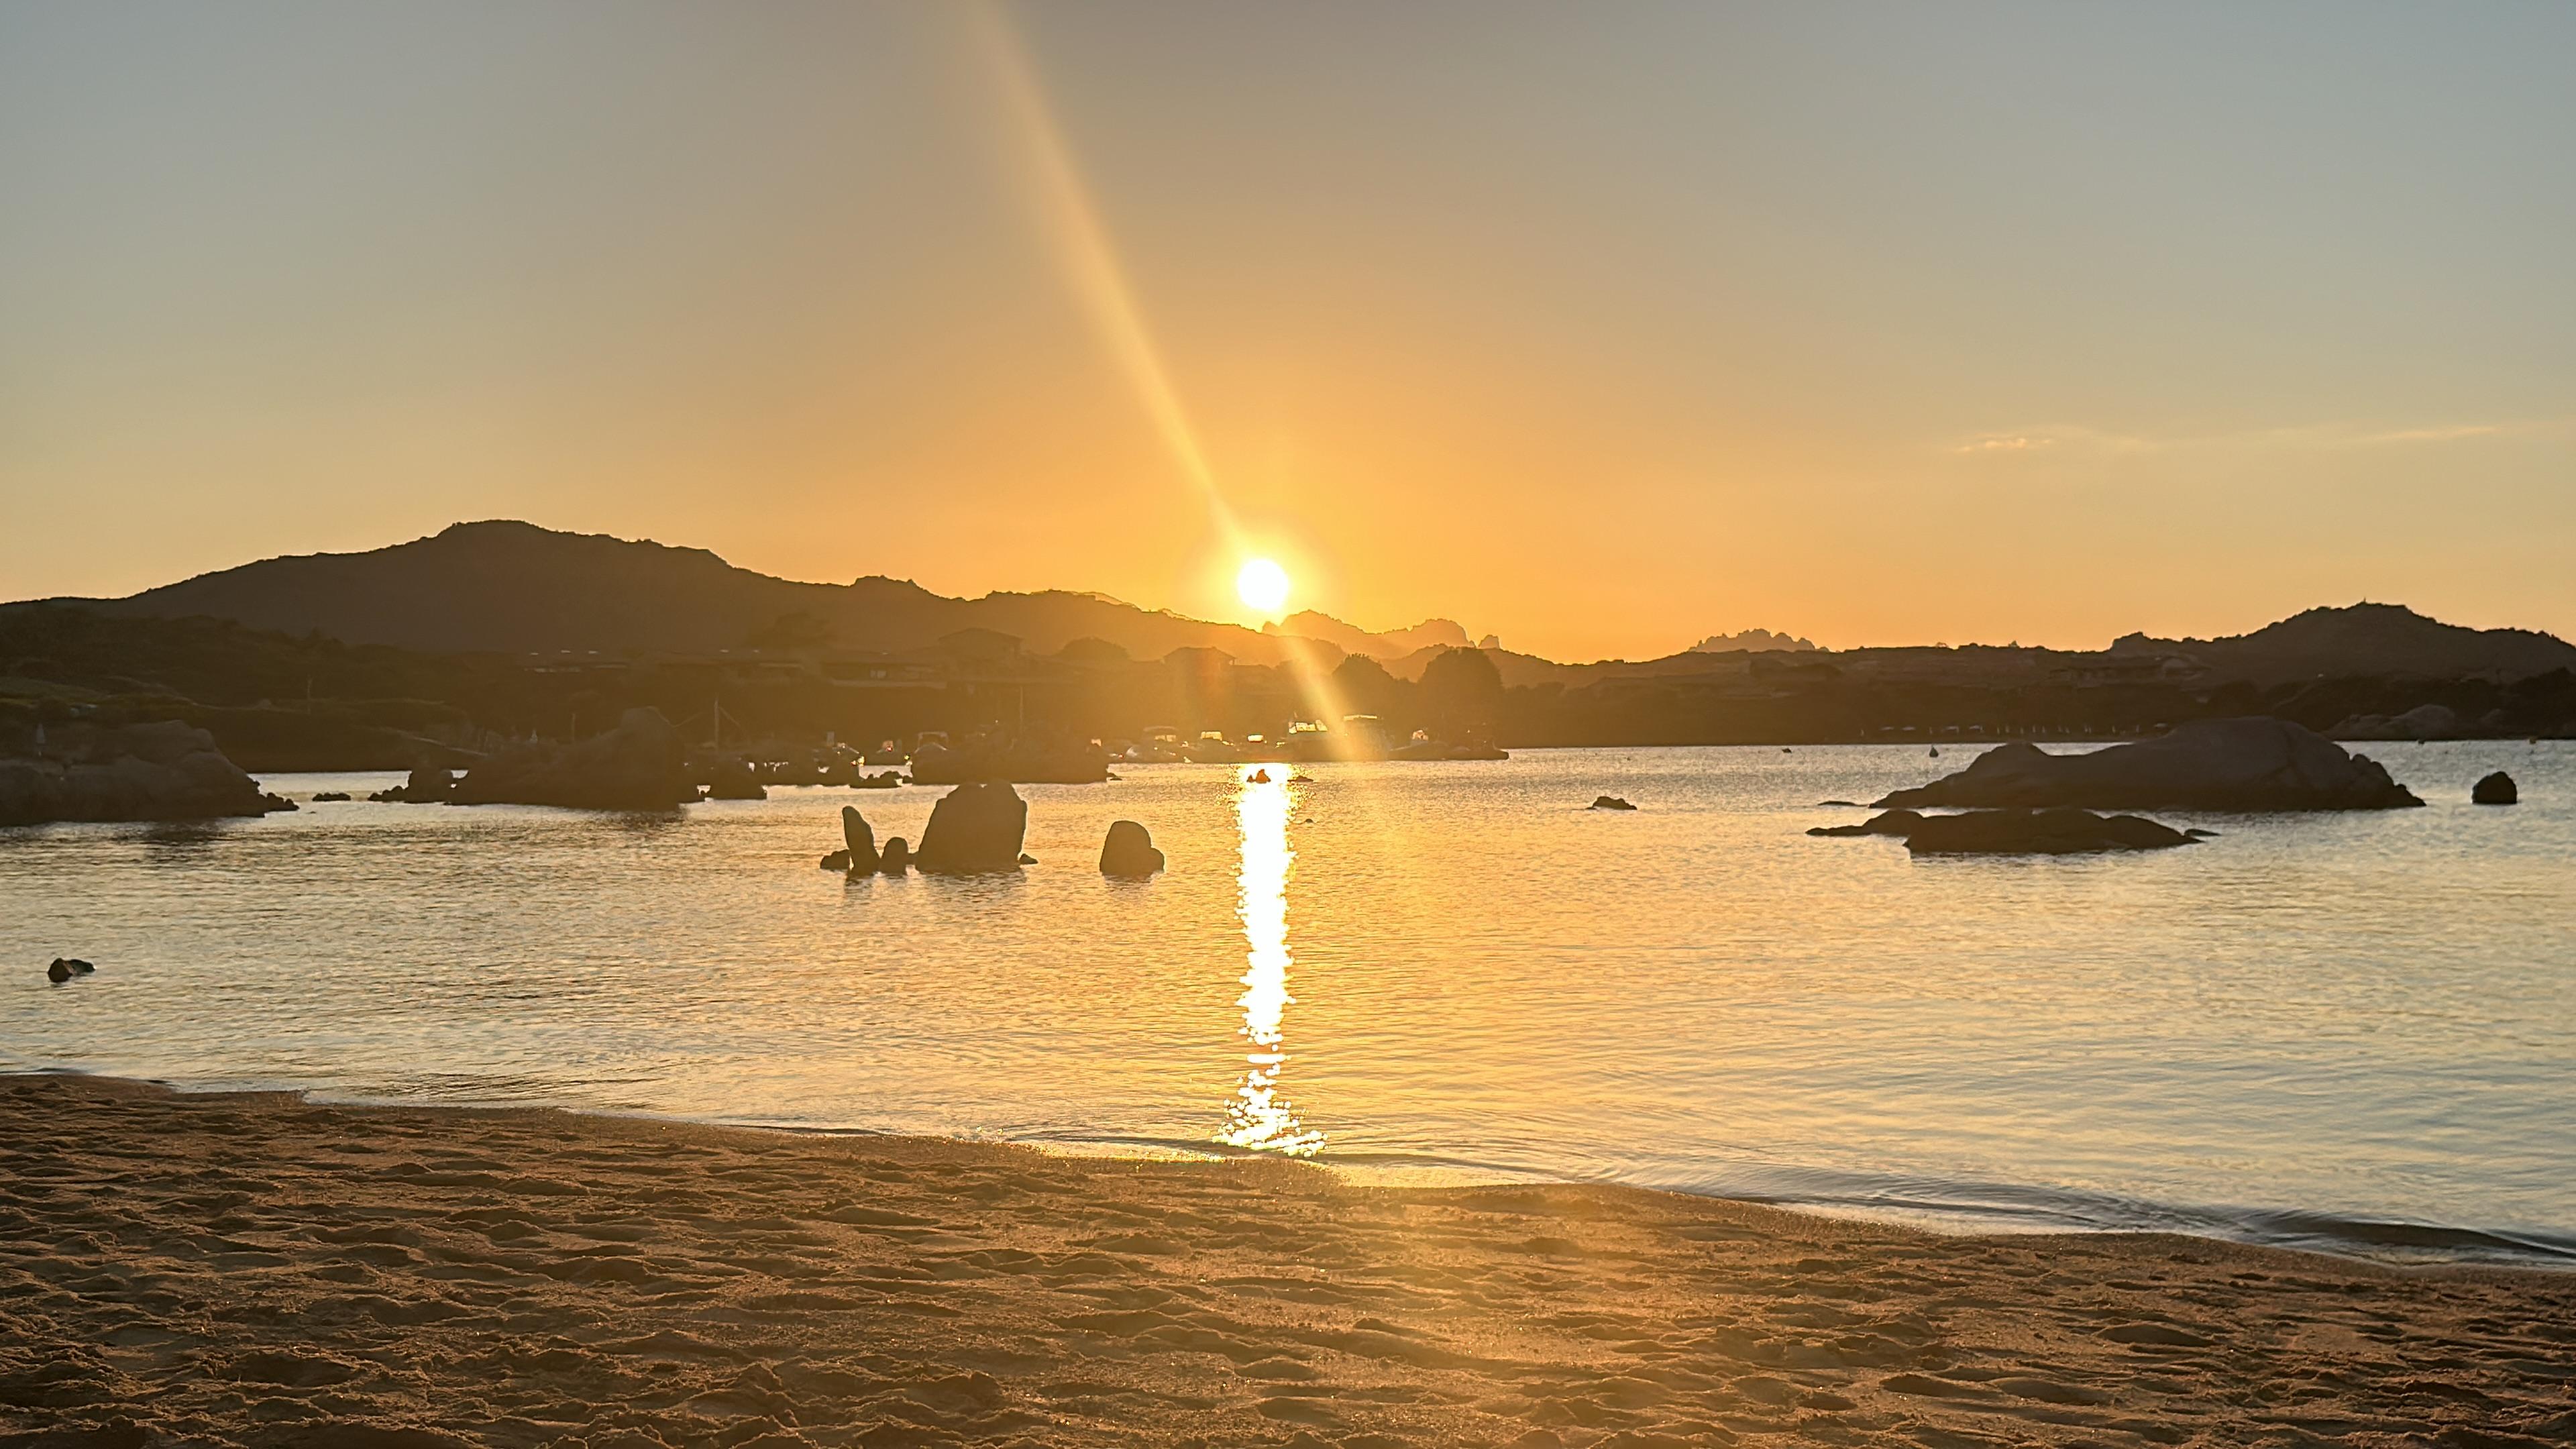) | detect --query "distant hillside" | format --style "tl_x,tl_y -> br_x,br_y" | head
26,526 -> 2574,696
1264,610 -> 1472,659
2115,603 -> 2576,683
72,521 -> 1323,665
